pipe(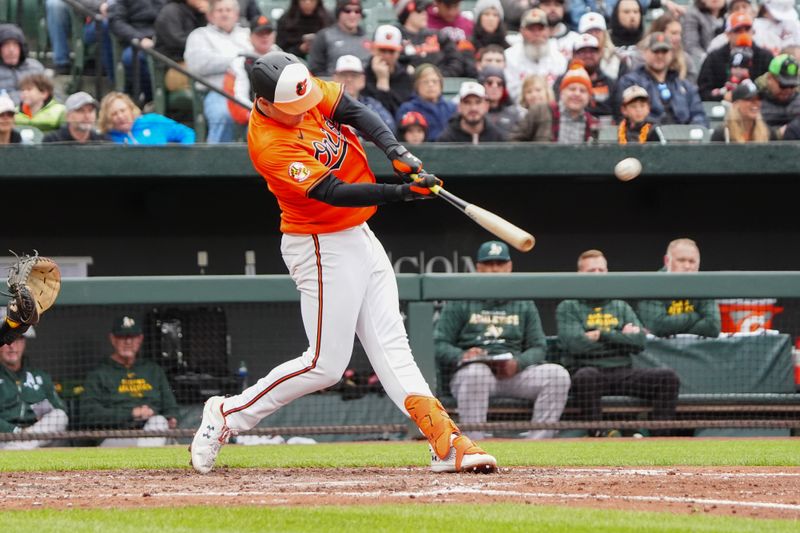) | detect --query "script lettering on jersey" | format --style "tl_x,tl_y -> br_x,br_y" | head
586,308 -> 620,332
312,118 -> 348,172
118,374 -> 154,398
